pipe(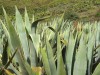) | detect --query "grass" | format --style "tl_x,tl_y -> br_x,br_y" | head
0,0 -> 100,21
